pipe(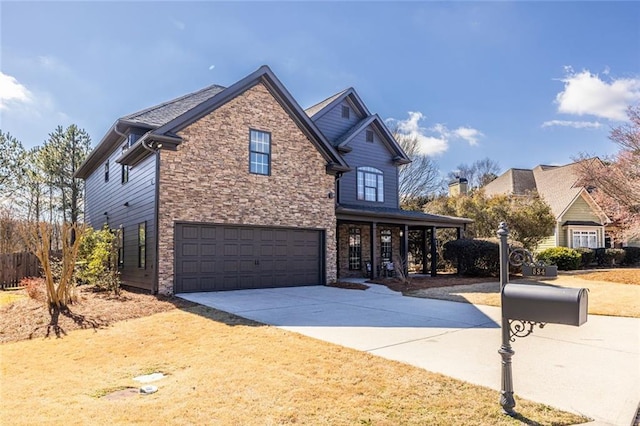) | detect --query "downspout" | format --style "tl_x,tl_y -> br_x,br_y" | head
139,134 -> 162,294
333,172 -> 343,283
